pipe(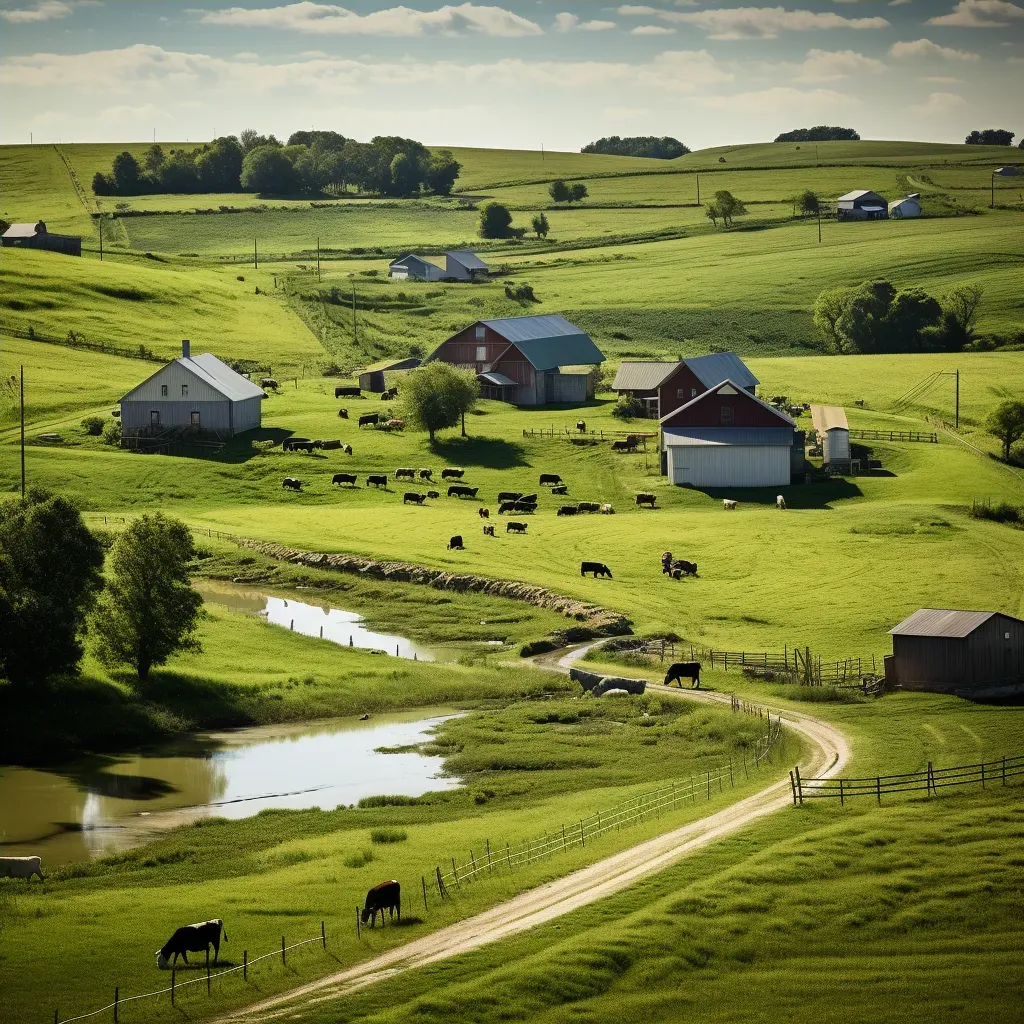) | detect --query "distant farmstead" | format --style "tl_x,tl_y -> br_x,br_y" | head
1,220 -> 81,256
120,340 -> 263,439
836,190 -> 889,222
388,251 -> 489,282
427,314 -> 605,406
889,194 -> 922,219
